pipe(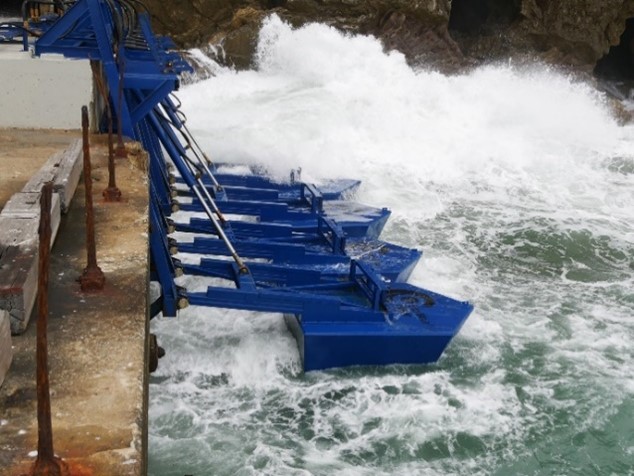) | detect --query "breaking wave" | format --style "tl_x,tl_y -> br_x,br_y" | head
149,15 -> 634,476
